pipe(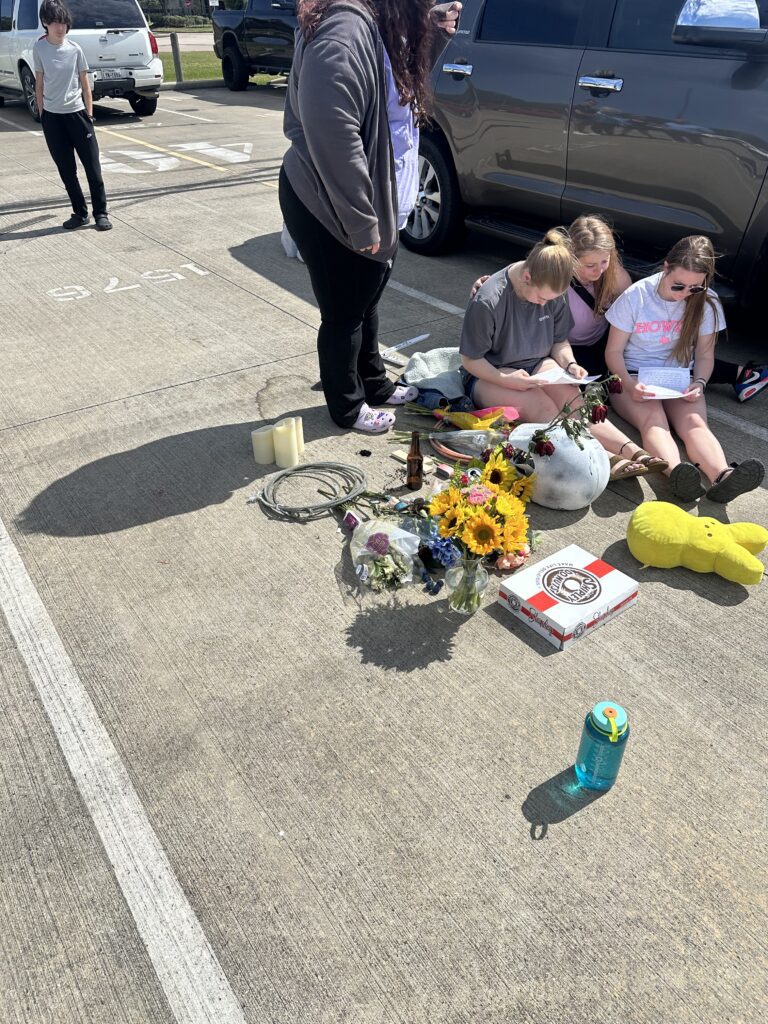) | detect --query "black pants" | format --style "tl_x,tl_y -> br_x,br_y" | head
573,327 -> 741,386
279,167 -> 395,427
41,109 -> 108,218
